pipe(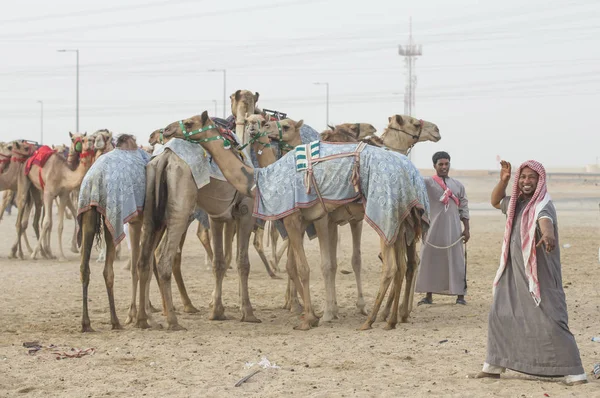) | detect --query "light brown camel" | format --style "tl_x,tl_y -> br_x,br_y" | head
78,134 -> 144,332
146,128 -> 215,271
1,141 -> 41,256
93,129 -> 115,161
14,133 -> 95,261
166,112 -> 432,330
134,131 -> 259,331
